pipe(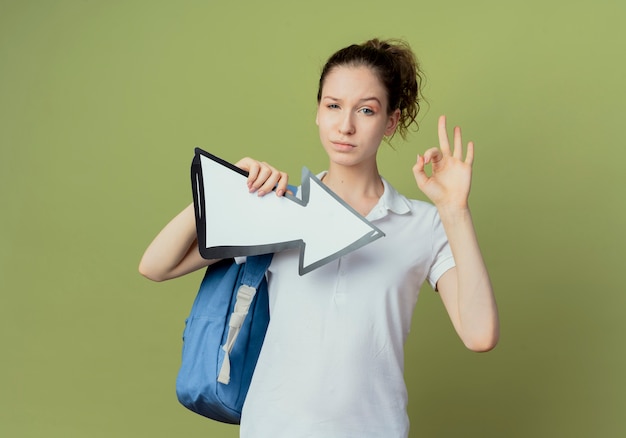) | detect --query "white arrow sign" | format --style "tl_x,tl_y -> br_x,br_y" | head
192,148 -> 384,275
